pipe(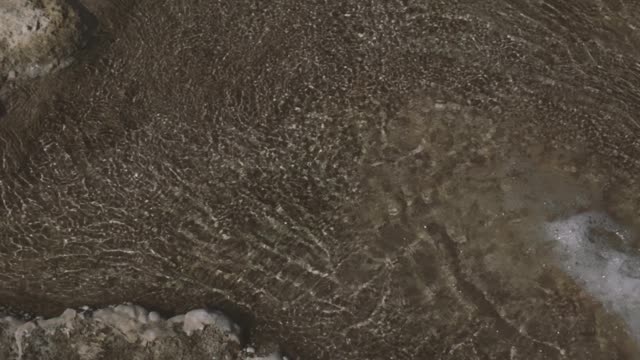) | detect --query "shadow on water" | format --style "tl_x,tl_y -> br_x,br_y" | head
68,0 -> 99,37
206,301 -> 255,346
